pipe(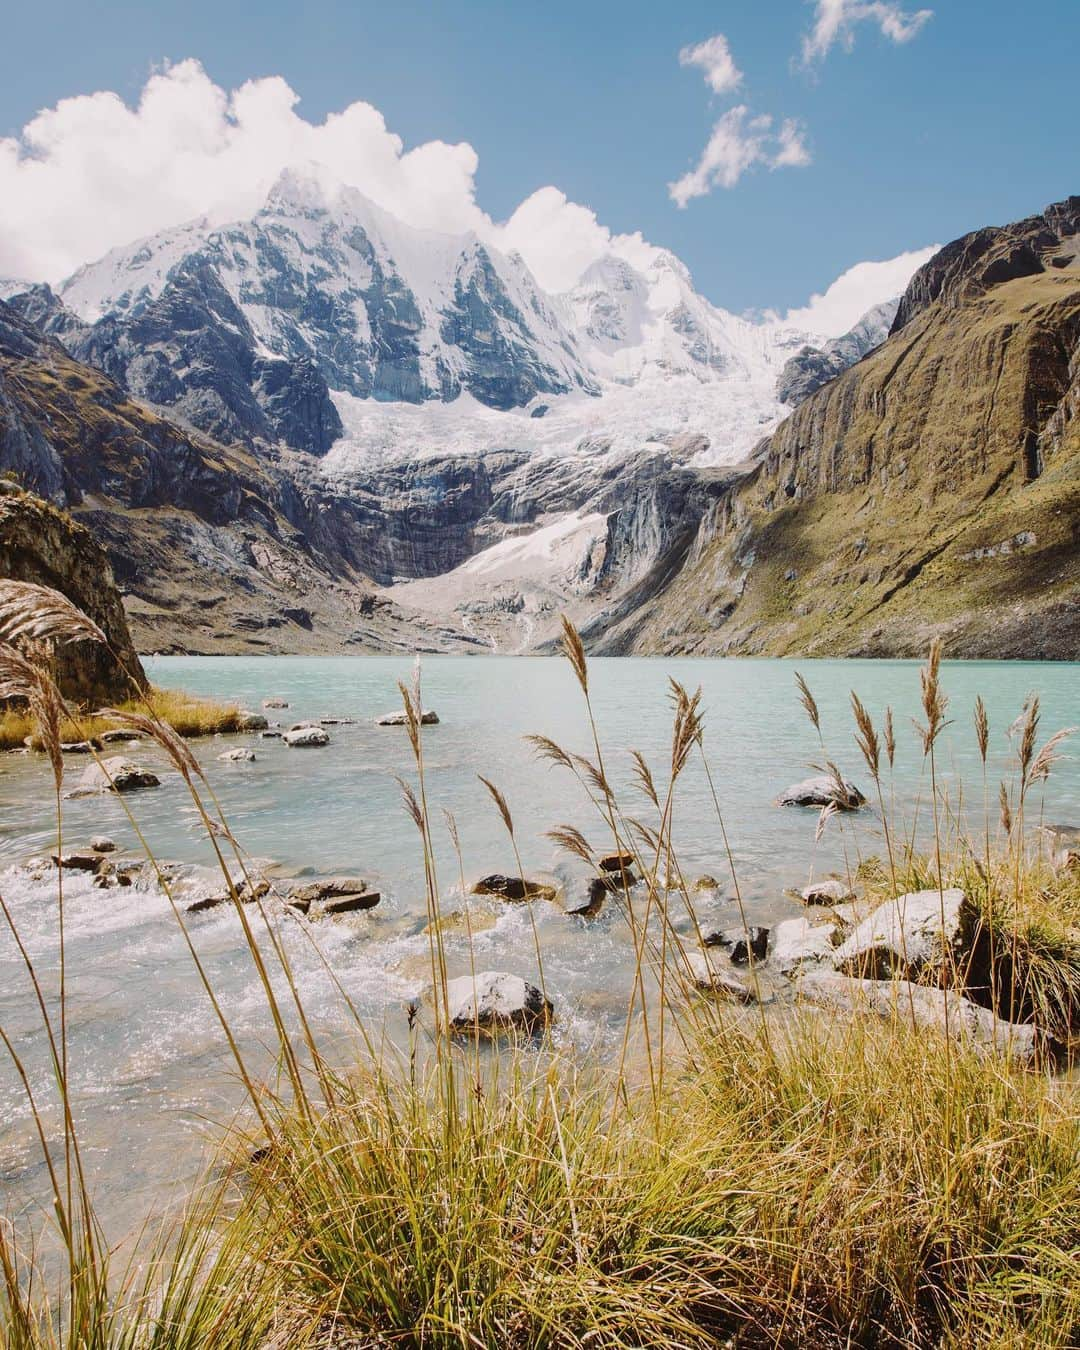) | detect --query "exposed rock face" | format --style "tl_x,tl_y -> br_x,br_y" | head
777,300 -> 898,406
832,888 -> 975,980
595,196 -> 1080,660
0,487 -> 146,702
